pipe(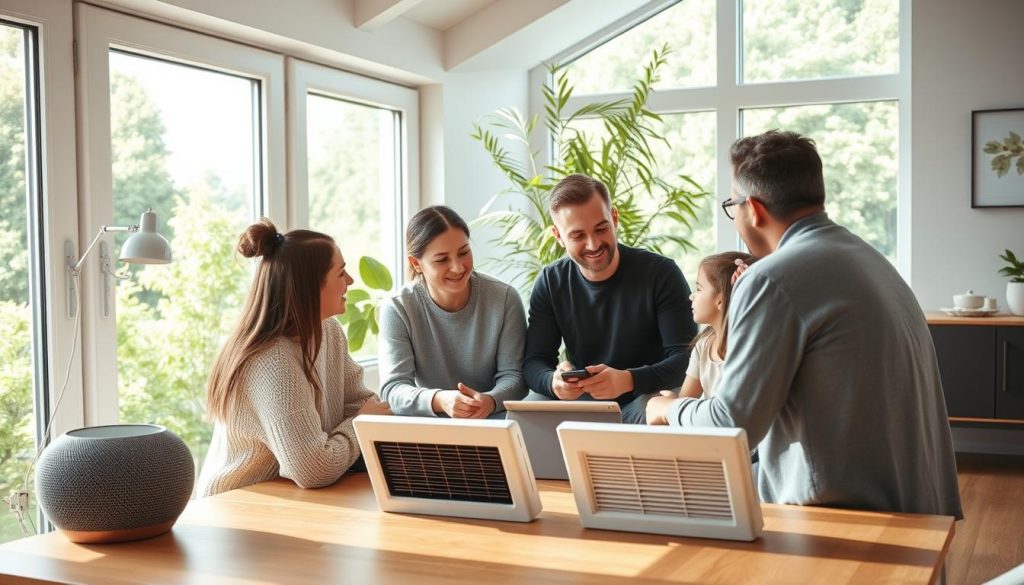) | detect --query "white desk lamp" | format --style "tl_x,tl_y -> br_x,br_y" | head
65,208 -> 172,318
